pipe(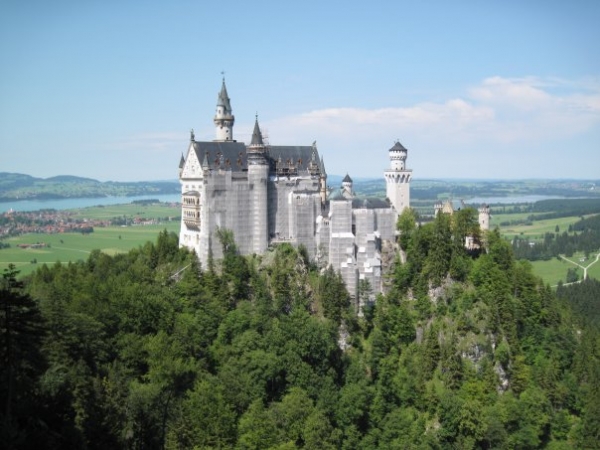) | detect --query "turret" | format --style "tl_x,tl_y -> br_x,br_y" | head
319,155 -> 327,206
247,116 -> 269,254
342,174 -> 353,198
247,115 -> 268,165
389,140 -> 408,170
213,78 -> 235,141
384,141 -> 412,214
178,154 -> 185,177
478,204 -> 490,230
